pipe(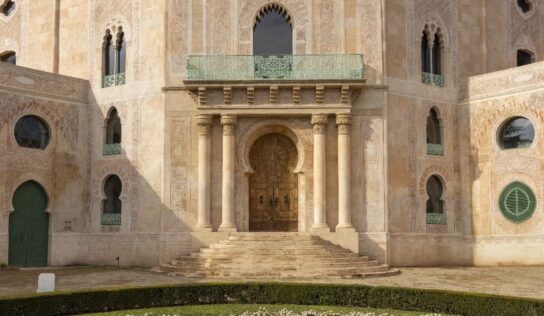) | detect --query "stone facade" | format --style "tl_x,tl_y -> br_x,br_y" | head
0,0 -> 543,268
